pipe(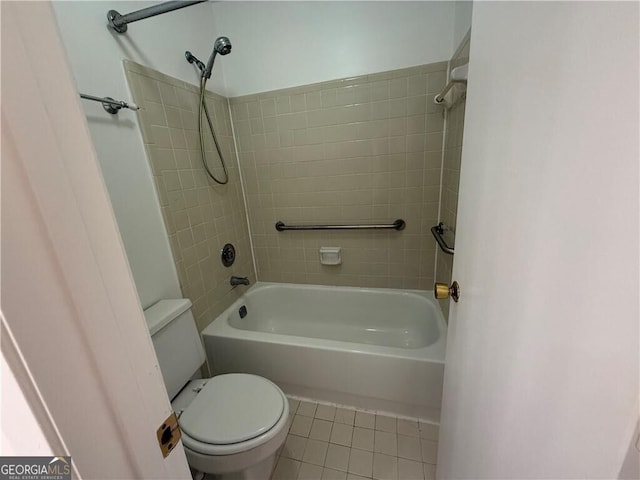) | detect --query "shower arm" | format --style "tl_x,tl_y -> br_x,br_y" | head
107,1 -> 207,34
